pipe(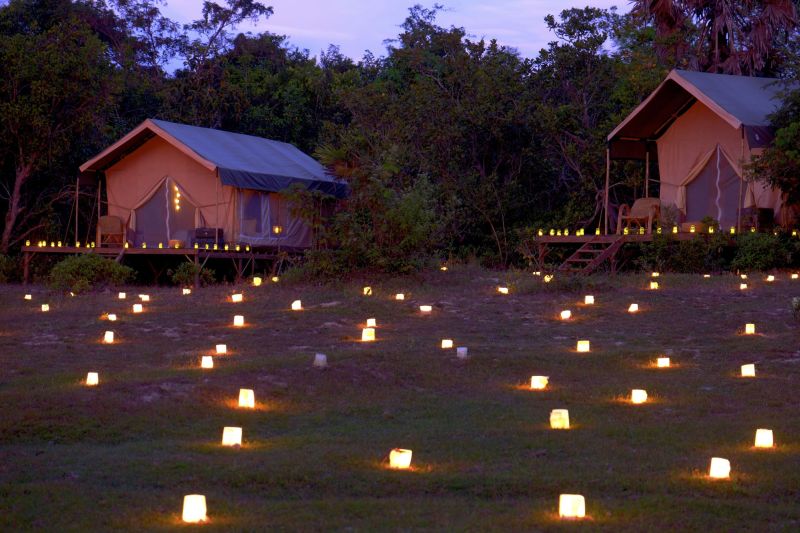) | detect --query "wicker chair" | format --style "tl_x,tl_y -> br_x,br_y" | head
97,215 -> 125,247
616,198 -> 660,235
